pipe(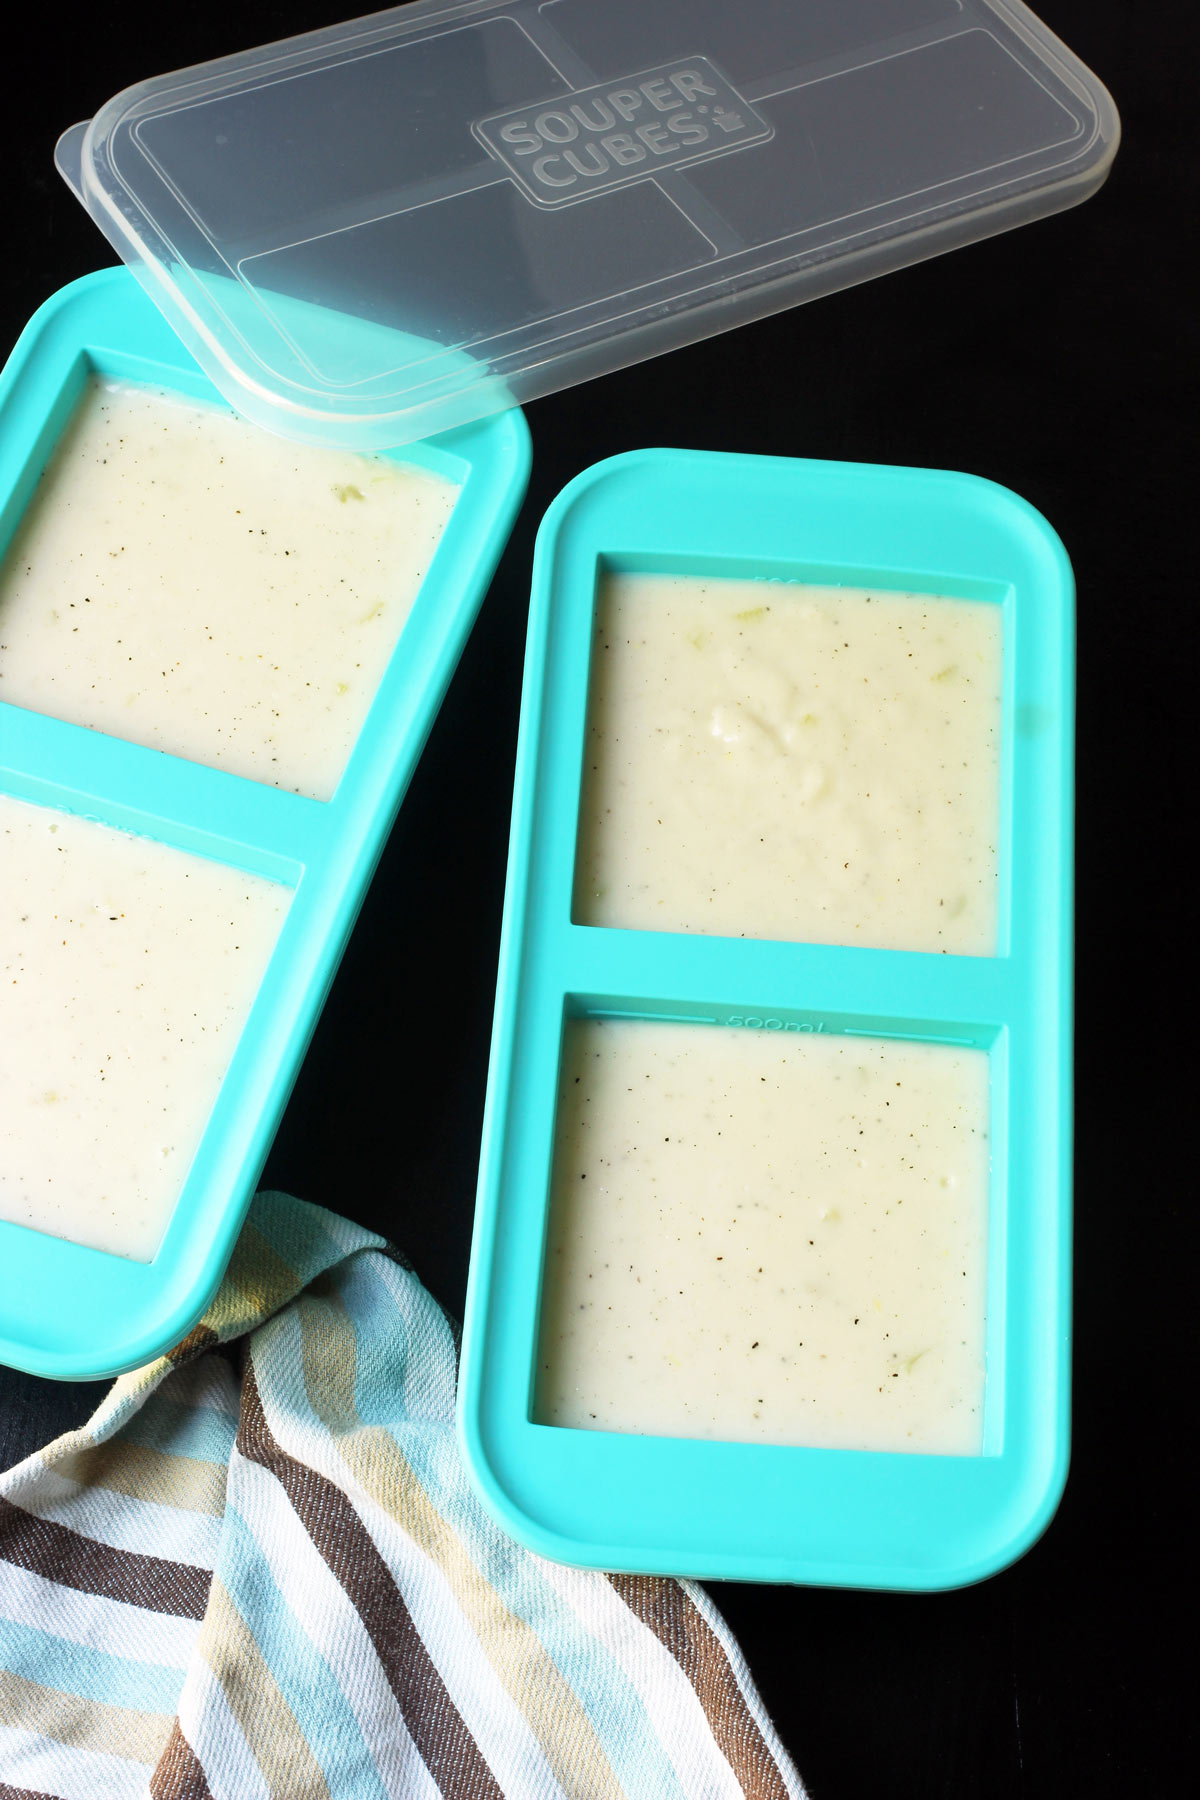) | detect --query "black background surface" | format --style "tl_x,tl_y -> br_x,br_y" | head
0,5 -> 1191,1796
